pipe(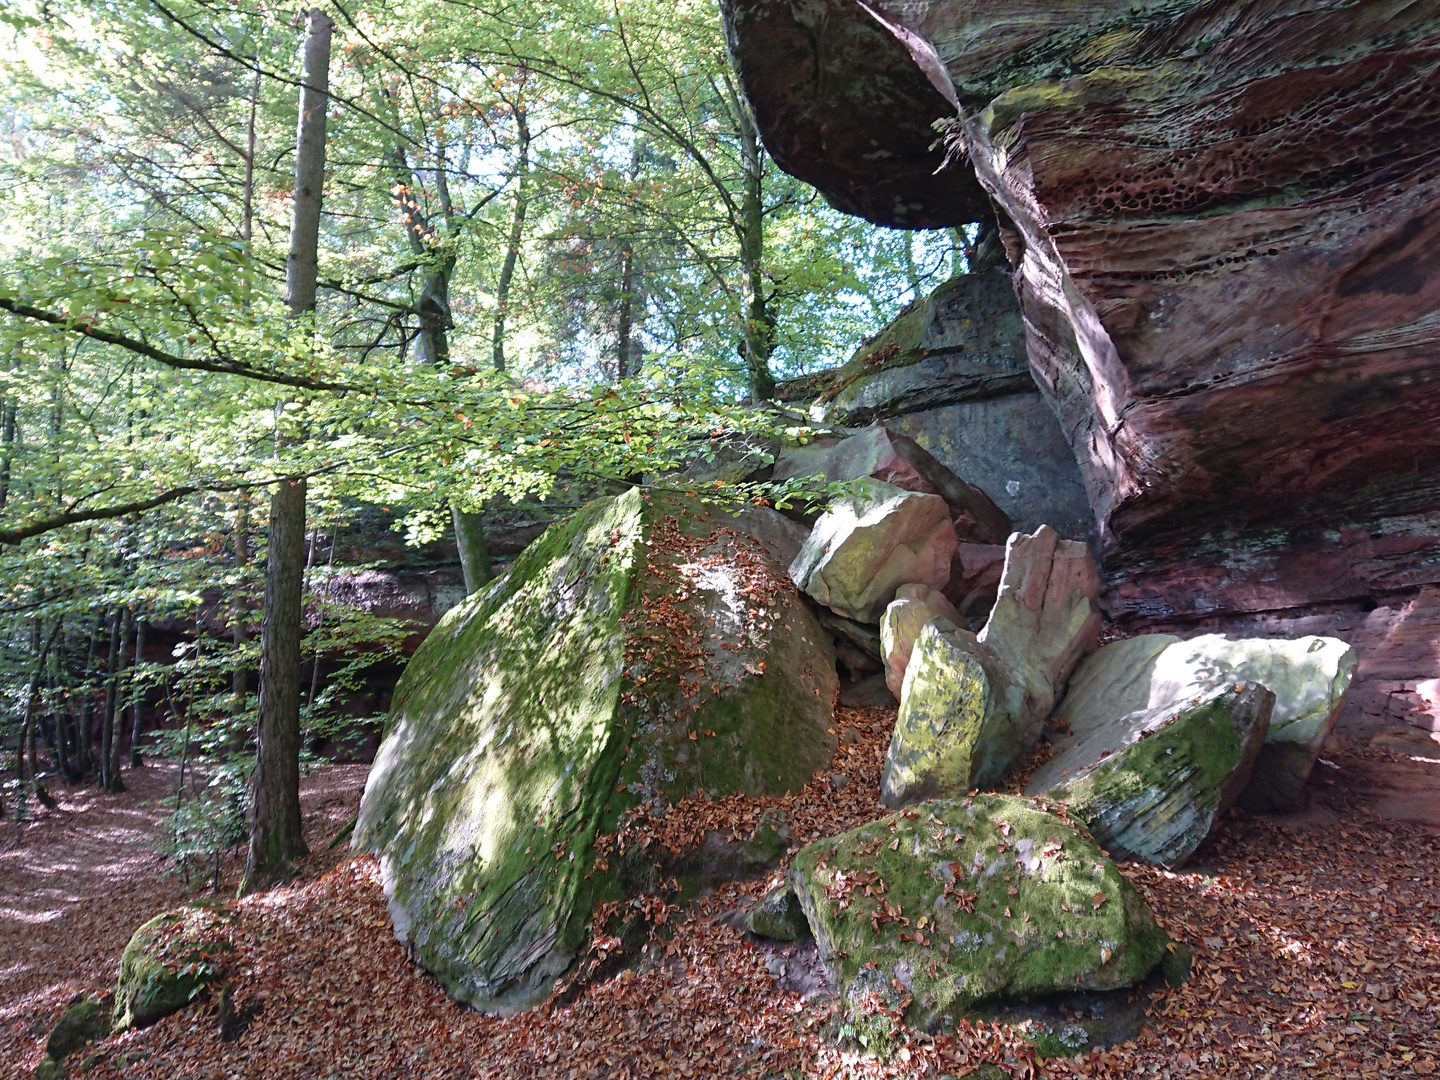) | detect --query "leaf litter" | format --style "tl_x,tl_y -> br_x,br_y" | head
4,714 -> 1438,1079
